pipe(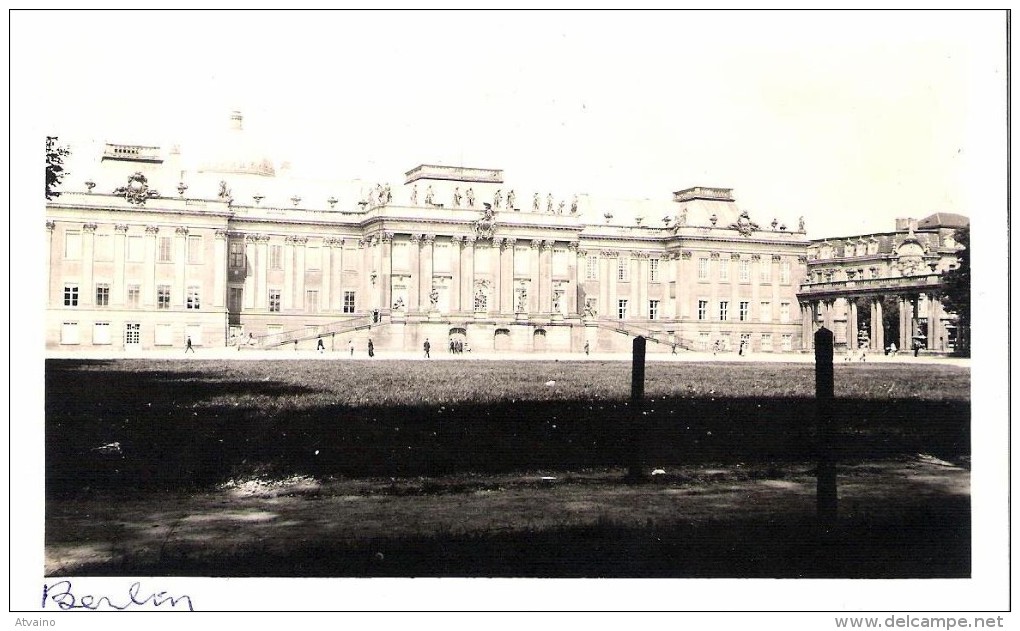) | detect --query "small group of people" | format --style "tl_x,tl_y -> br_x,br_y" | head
448,338 -> 468,354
